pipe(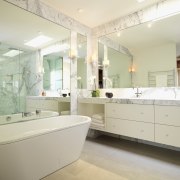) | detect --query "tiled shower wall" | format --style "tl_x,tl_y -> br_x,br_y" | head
0,47 -> 41,115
